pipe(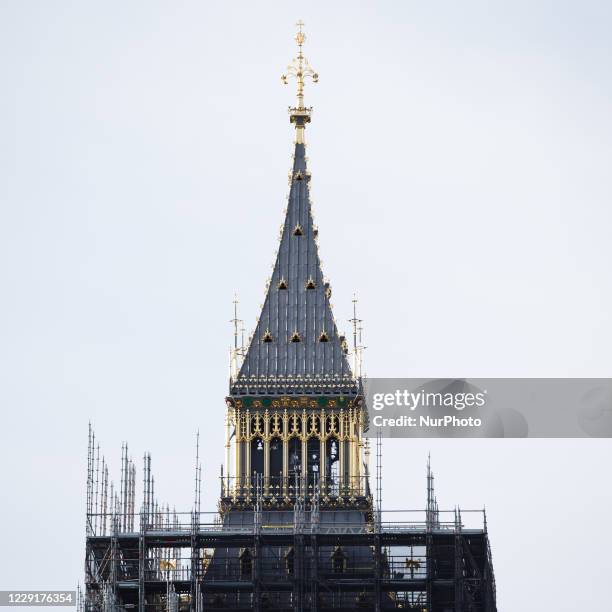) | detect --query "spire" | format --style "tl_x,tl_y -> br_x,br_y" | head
281,20 -> 319,144
230,25 -> 356,398
426,454 -> 440,530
